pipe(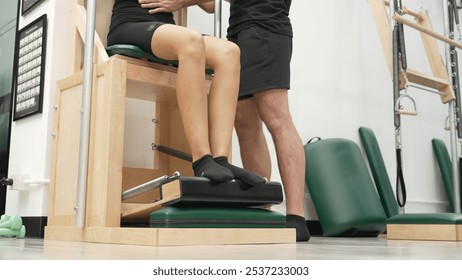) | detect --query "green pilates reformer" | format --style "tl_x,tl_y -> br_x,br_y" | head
359,127 -> 462,241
